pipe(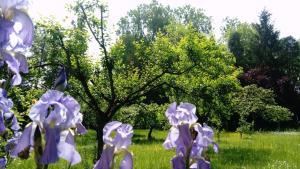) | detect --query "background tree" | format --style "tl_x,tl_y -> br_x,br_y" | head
224,19 -> 257,69
26,1 -> 240,158
226,10 -> 300,125
233,85 -> 292,137
117,0 -> 212,41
